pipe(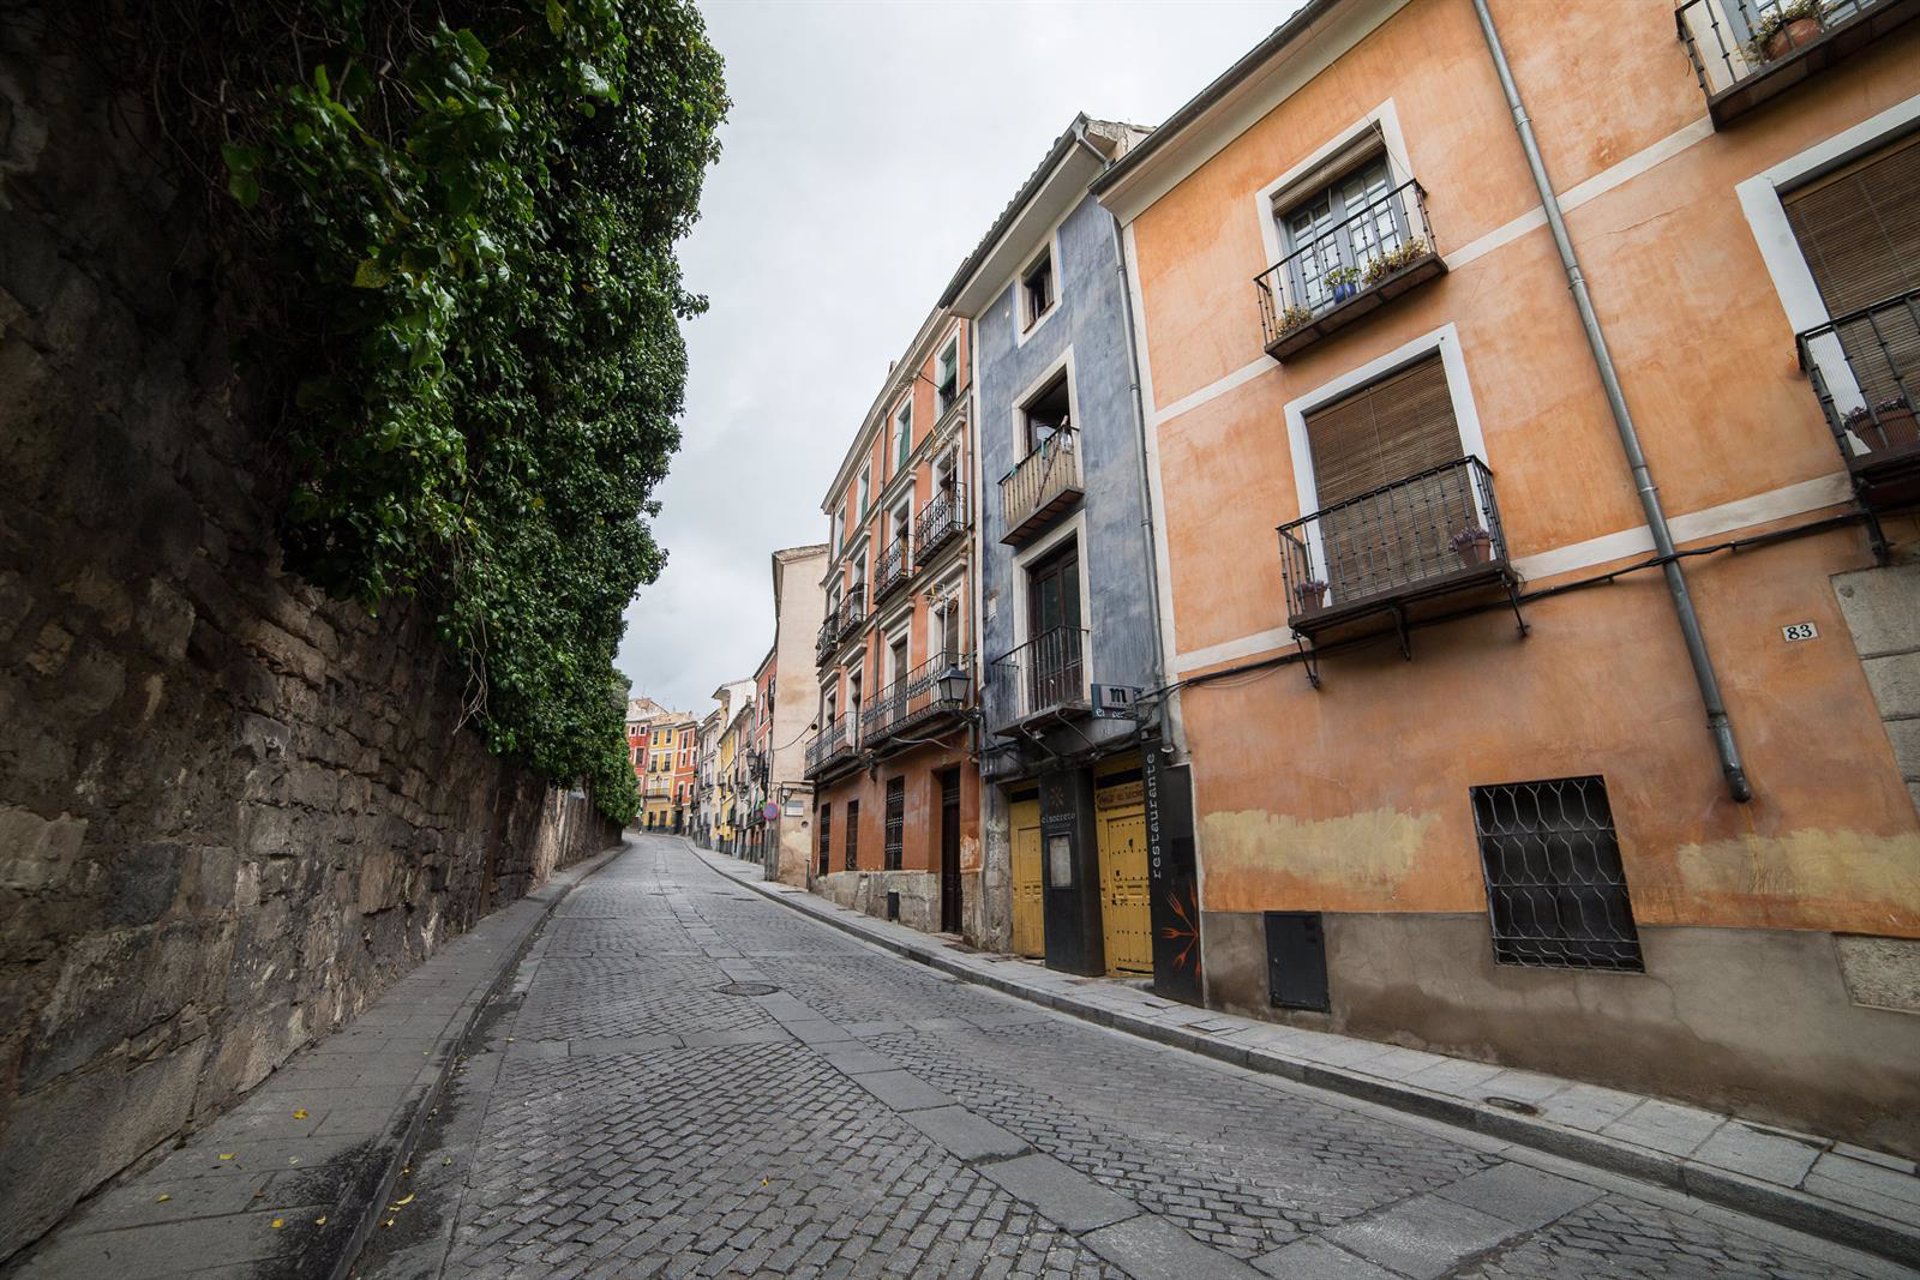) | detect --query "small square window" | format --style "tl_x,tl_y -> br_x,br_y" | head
1022,250 -> 1055,330
1470,776 -> 1642,972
